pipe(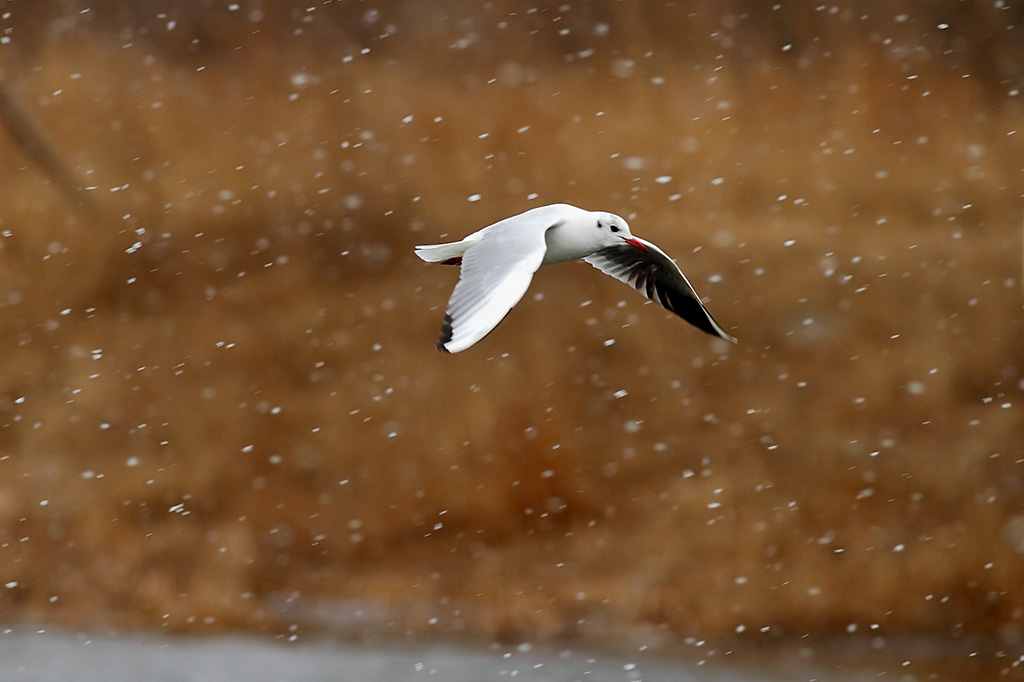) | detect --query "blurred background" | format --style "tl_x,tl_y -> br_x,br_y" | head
0,0 -> 1022,676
